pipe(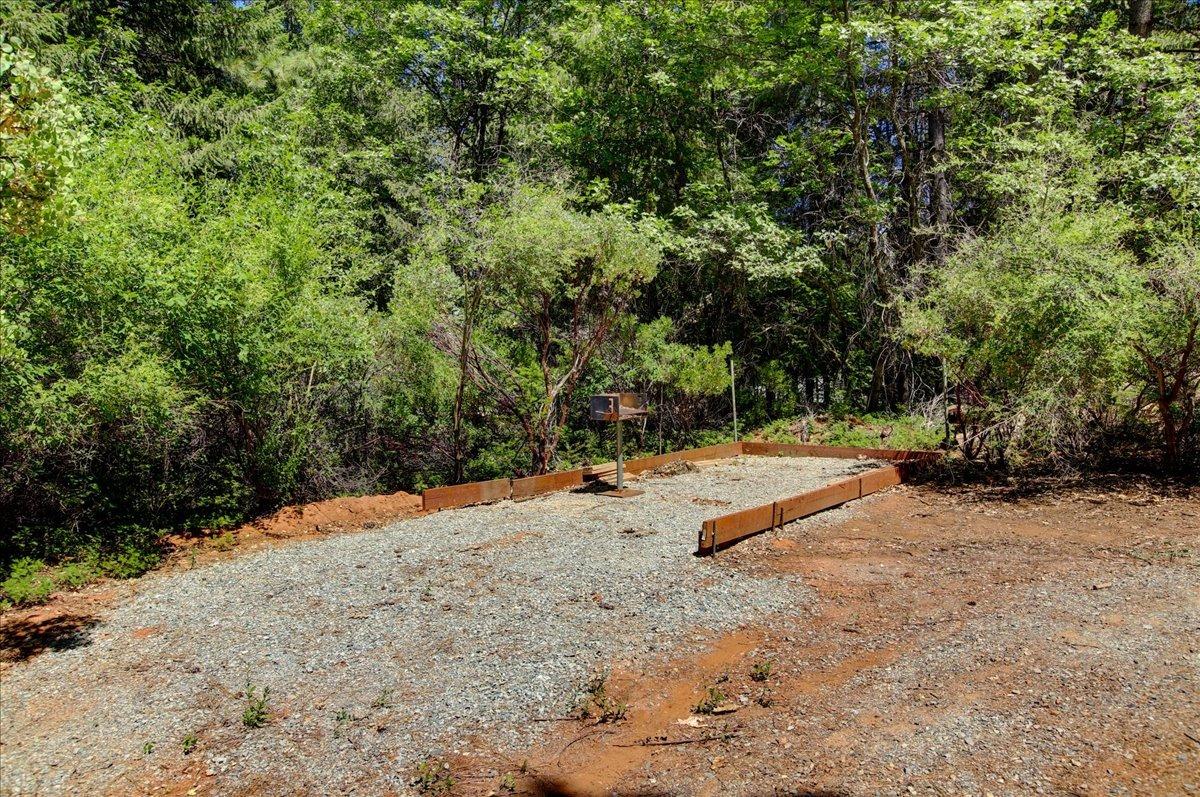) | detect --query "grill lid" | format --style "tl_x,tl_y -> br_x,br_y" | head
589,392 -> 648,421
